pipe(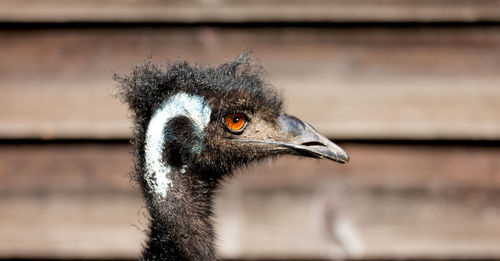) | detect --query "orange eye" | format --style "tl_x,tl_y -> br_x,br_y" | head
225,113 -> 247,133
